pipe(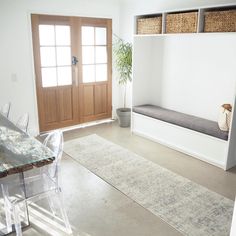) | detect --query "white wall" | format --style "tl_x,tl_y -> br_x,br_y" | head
119,0 -> 236,108
159,34 -> 236,121
0,0 -> 120,135
132,36 -> 164,106
133,34 -> 236,121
